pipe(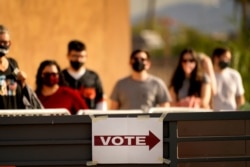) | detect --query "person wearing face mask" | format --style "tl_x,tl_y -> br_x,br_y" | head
0,25 -> 42,109
110,49 -> 171,110
35,60 -> 88,114
212,47 -> 245,111
62,40 -> 106,110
